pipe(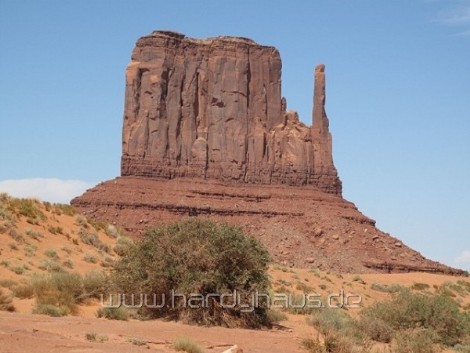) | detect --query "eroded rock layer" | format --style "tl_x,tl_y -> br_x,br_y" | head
72,177 -> 464,275
121,31 -> 341,195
